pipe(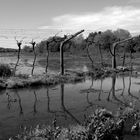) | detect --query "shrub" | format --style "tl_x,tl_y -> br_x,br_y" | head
10,107 -> 140,140
0,64 -> 12,77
